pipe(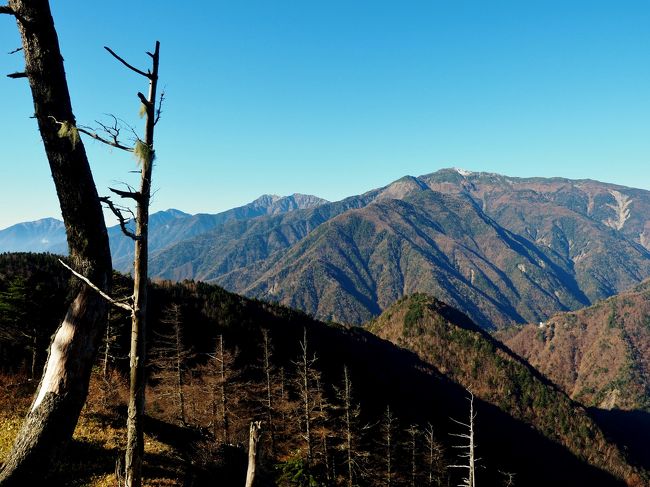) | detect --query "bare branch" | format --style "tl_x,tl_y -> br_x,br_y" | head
109,186 -> 142,202
77,127 -> 133,152
58,259 -> 133,312
99,196 -> 139,241
104,46 -> 151,79
8,47 -> 22,55
0,5 -> 14,14
7,71 -> 27,79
